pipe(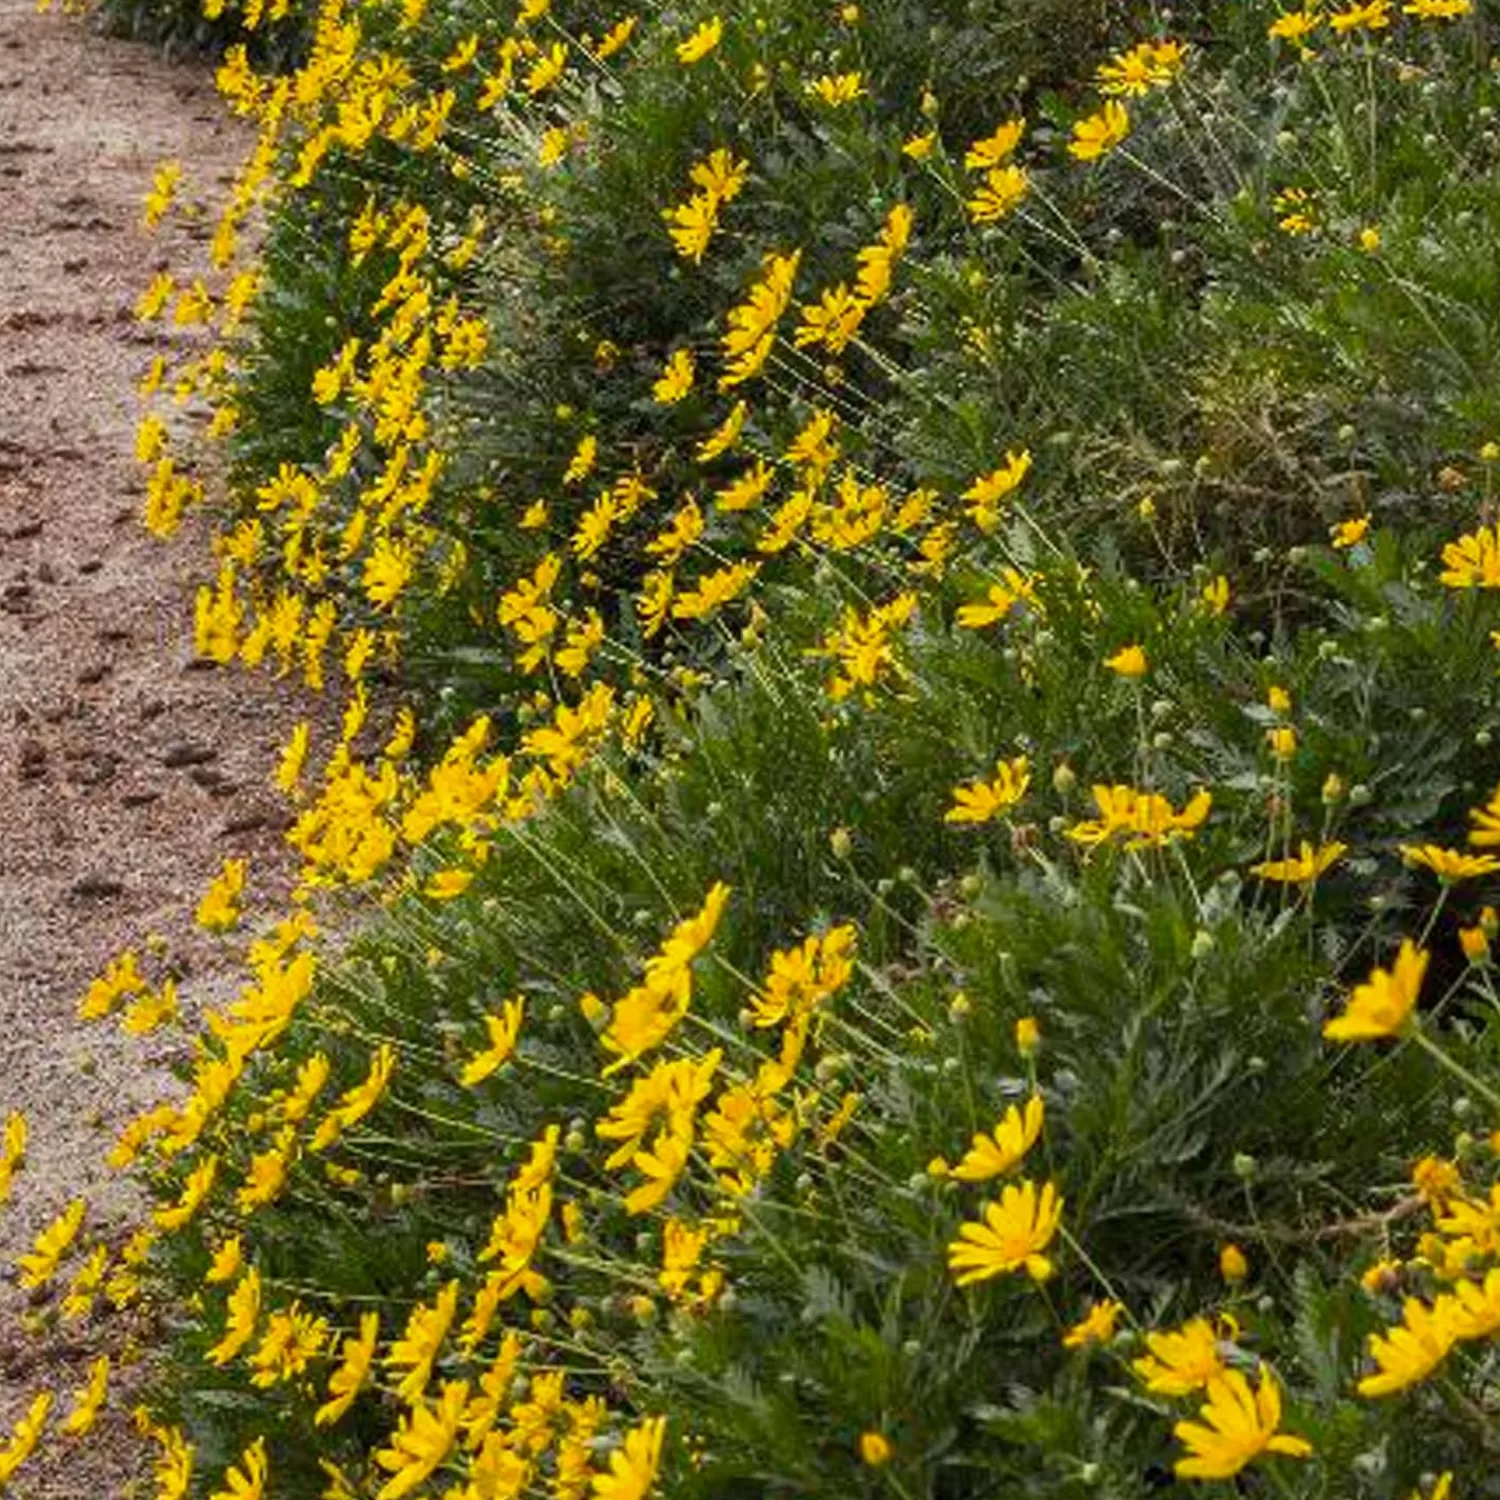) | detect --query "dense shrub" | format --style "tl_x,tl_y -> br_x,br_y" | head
7,2 -> 1500,1499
